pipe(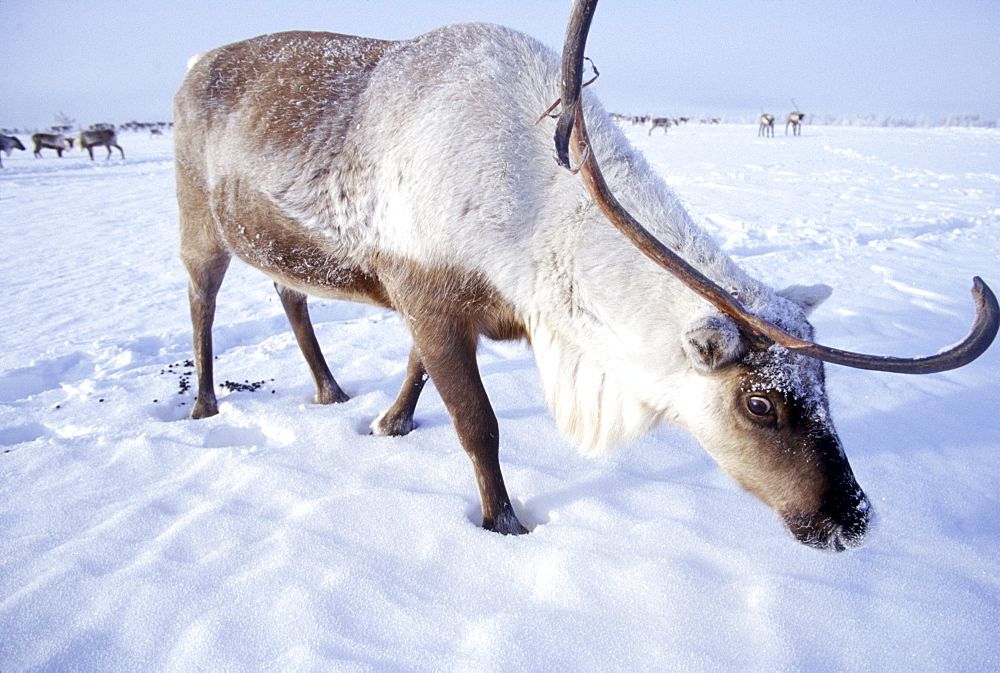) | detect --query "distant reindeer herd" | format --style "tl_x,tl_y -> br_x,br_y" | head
0,121 -> 171,167
612,106 -> 807,138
